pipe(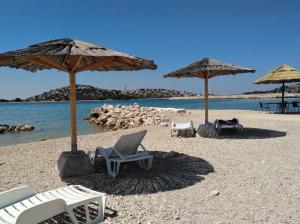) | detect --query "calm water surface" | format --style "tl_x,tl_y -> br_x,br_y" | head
0,98 -> 297,146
